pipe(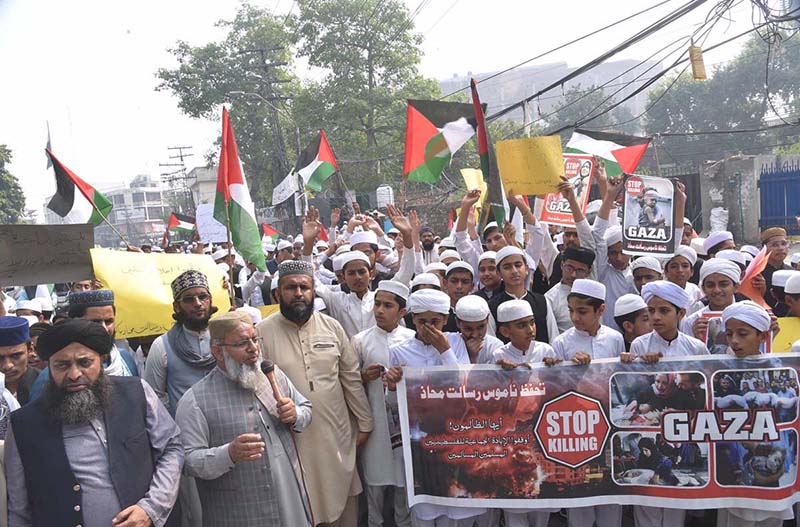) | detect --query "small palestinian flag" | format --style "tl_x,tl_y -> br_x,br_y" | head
46,149 -> 113,226
565,129 -> 651,178
262,223 -> 279,239
167,212 -> 195,233
296,130 -> 338,192
403,99 -> 481,184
